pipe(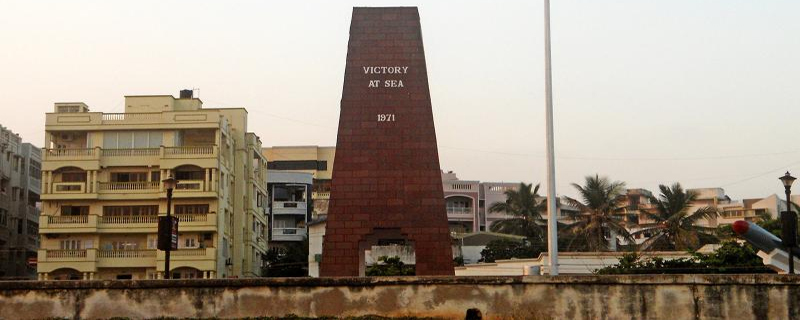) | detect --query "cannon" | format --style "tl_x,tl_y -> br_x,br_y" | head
732,220 -> 800,273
